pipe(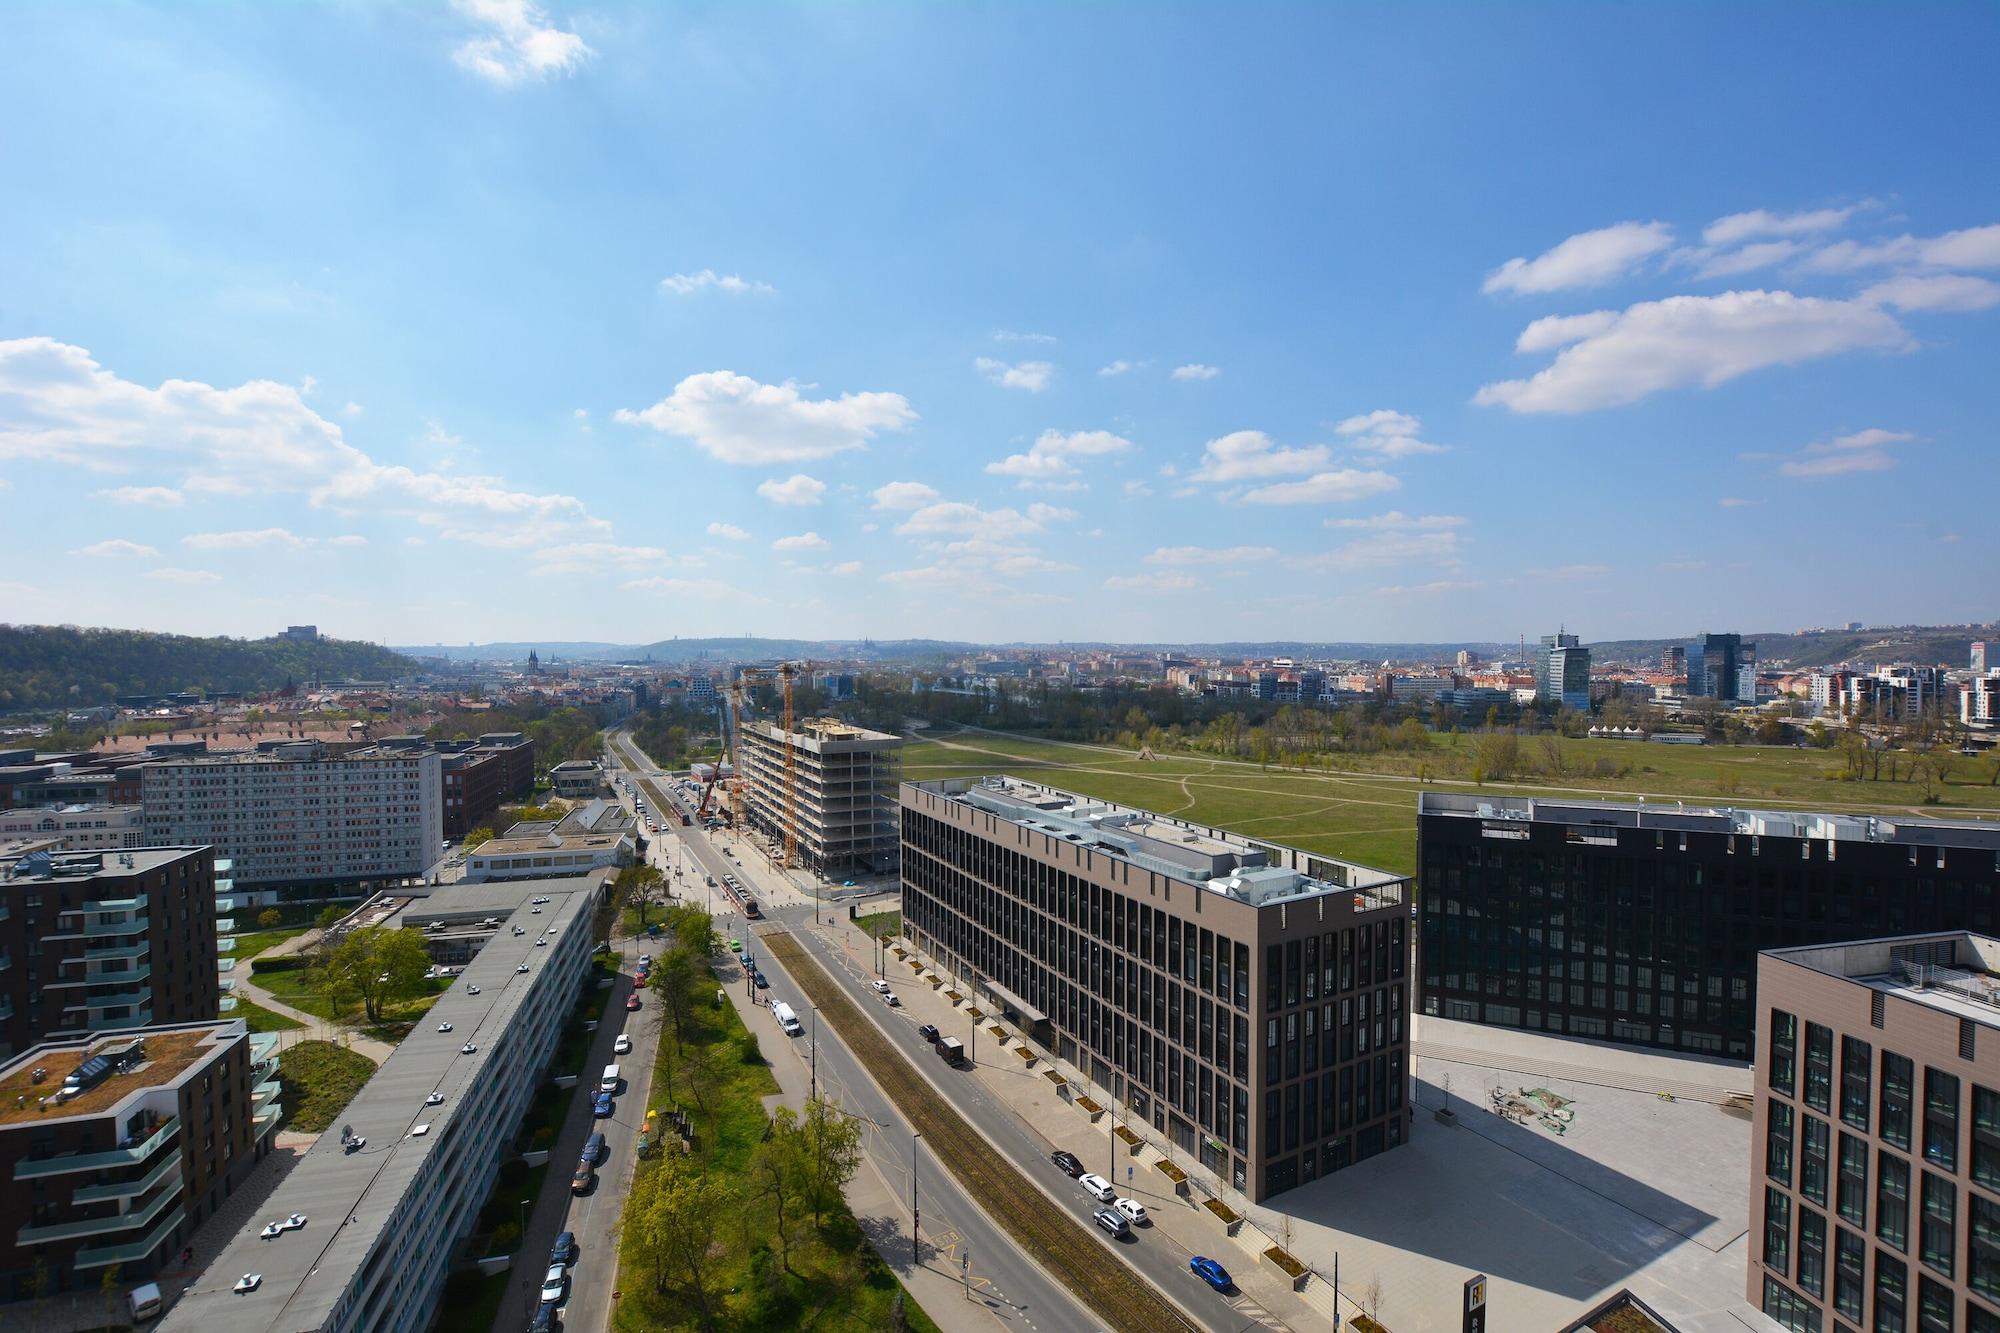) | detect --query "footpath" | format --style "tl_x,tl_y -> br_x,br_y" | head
228,928 -> 397,1063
